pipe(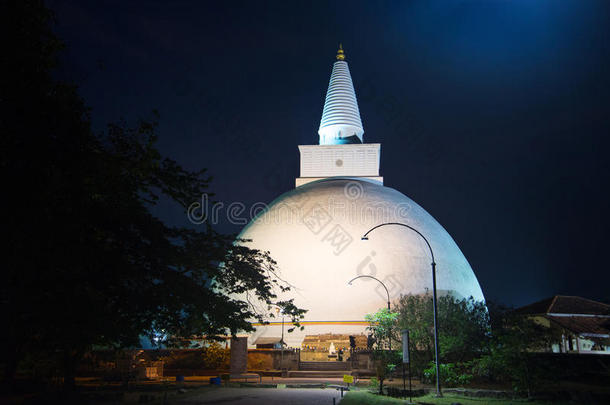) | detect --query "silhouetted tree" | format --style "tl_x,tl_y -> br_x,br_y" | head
0,0 -> 305,389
